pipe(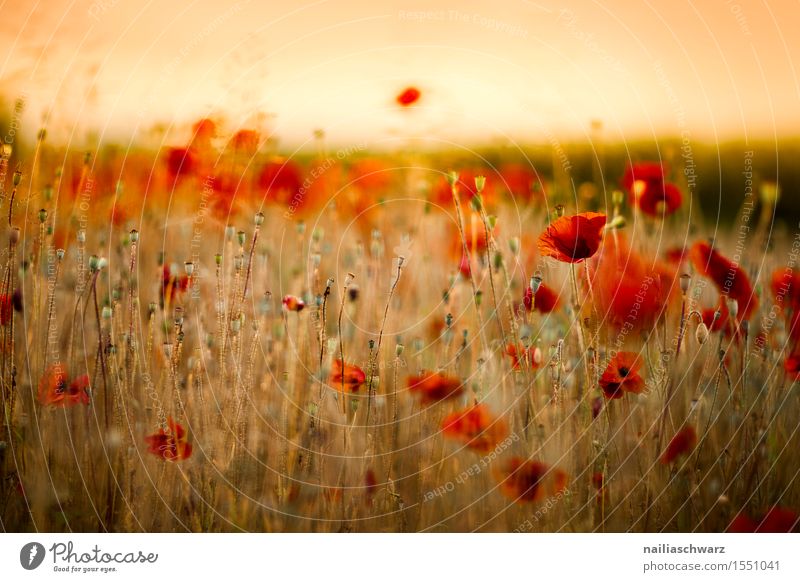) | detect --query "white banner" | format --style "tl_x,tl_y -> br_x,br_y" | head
0,533 -> 798,581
